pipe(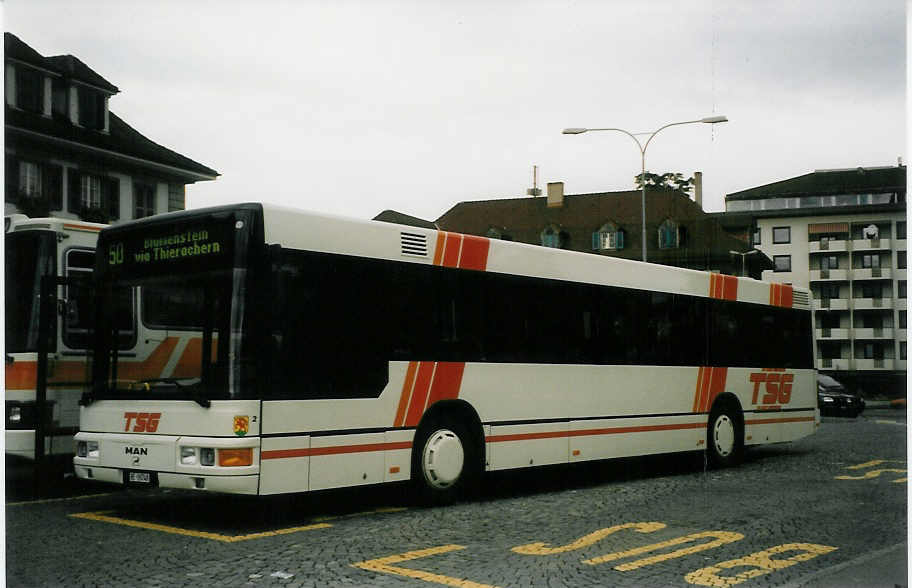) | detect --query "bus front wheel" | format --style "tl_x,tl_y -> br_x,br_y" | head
411,417 -> 480,504
707,403 -> 744,468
